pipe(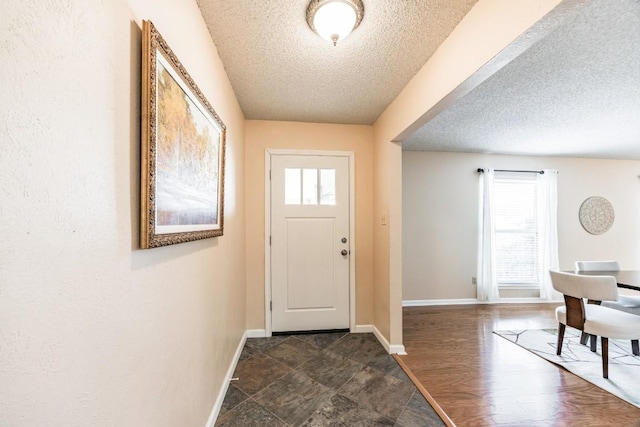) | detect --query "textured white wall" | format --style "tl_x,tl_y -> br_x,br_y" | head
0,0 -> 246,426
403,151 -> 640,301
